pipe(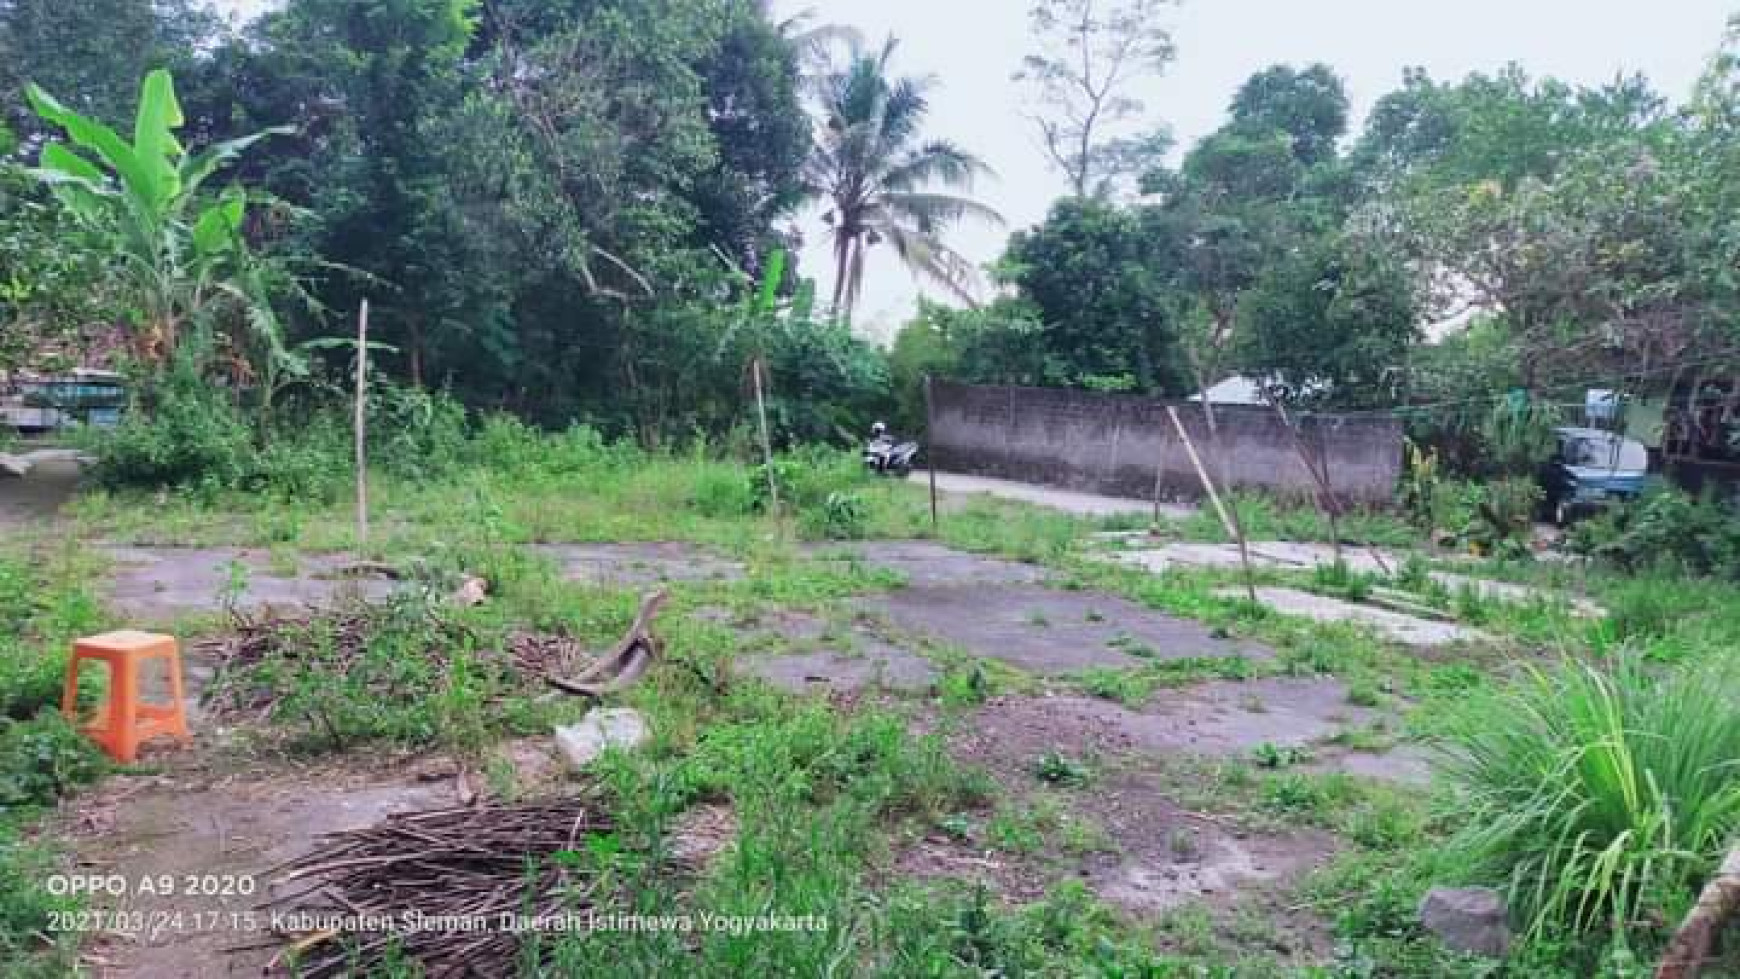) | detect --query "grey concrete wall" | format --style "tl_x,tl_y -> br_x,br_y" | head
928,381 -> 1403,506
